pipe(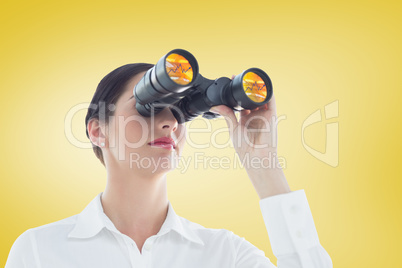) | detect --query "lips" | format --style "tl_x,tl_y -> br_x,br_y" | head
148,137 -> 176,149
